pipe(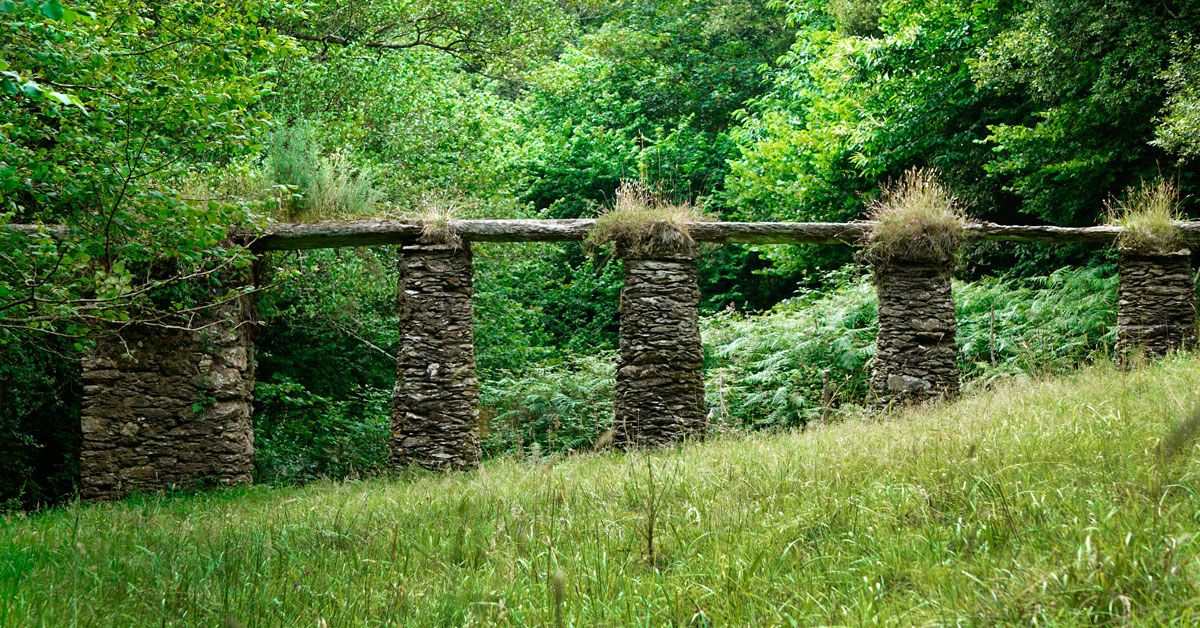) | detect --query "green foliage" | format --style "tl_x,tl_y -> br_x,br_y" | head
473,265 -> 1119,443
1155,36 -> 1200,159
514,0 -> 790,216
252,376 -> 390,483
703,265 -> 1118,429
973,0 -> 1200,224
0,0 -> 300,338
266,124 -> 382,220
955,266 -> 1117,385
480,353 -> 615,458
704,272 -> 877,429
827,0 -> 881,36
7,356 -> 1200,623
725,0 -> 1200,273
